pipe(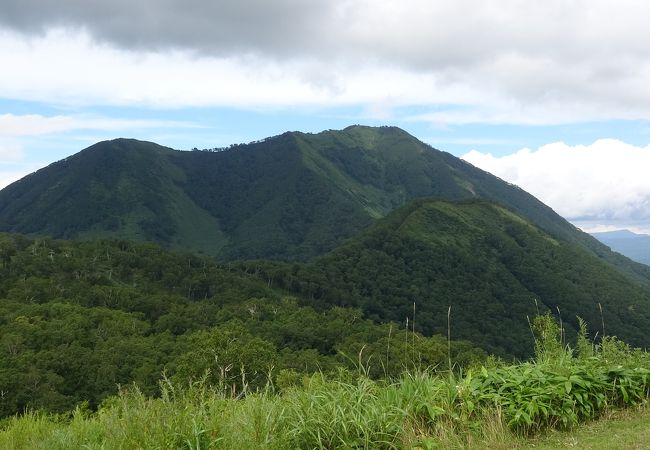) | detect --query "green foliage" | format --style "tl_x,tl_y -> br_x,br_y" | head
336,330 -> 485,379
4,126 -> 650,447
532,313 -> 565,364
282,376 -> 407,449
3,198 -> 650,421
174,321 -> 278,393
3,125 -> 648,282
575,316 -> 594,360
0,234 -> 476,419
471,322 -> 650,435
2,331 -> 650,449
257,200 -> 650,357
